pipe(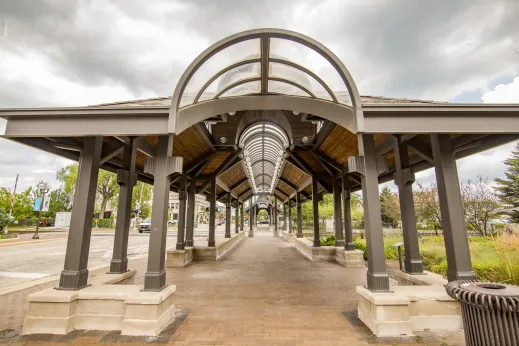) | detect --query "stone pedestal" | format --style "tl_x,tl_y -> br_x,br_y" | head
335,248 -> 365,268
281,231 -> 296,243
190,231 -> 245,262
356,285 -> 462,337
166,248 -> 194,268
23,271 -> 178,336
248,230 -> 254,237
